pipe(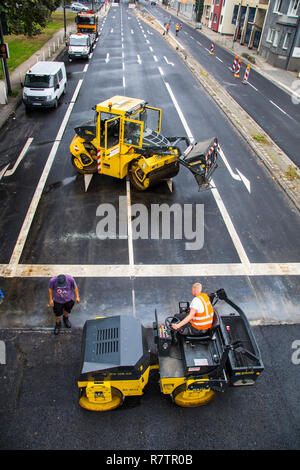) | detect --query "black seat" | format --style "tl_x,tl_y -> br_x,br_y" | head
184,312 -> 219,342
